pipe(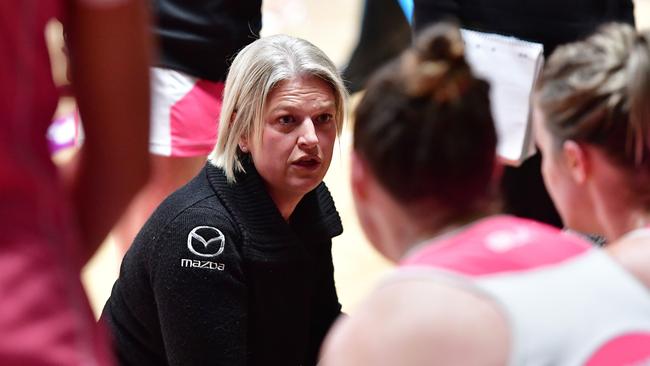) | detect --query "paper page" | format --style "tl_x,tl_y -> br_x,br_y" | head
461,29 -> 544,165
